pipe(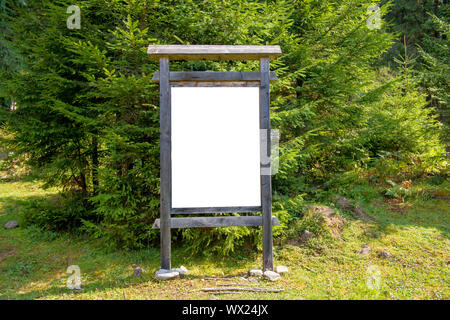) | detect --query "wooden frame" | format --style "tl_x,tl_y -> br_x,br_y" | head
153,216 -> 280,229
151,71 -> 278,82
170,206 -> 262,215
149,45 -> 281,271
148,45 -> 281,60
